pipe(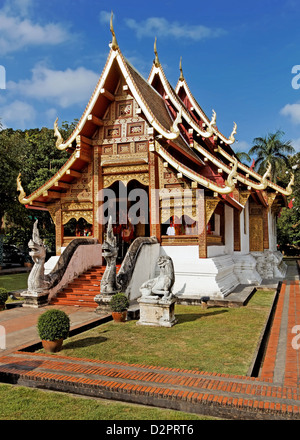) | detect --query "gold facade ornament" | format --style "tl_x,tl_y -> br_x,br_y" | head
54,117 -> 64,150
154,37 -> 160,67
266,192 -> 277,211
205,110 -> 217,137
229,122 -> 237,143
239,191 -> 251,207
210,109 -> 217,128
205,197 -> 220,224
62,202 -> 93,211
16,173 -> 27,204
285,173 -> 294,196
224,157 -> 238,189
62,210 -> 93,225
110,11 -> 119,51
103,173 -> 149,188
261,161 -> 272,188
170,107 -> 182,136
48,203 -> 60,223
